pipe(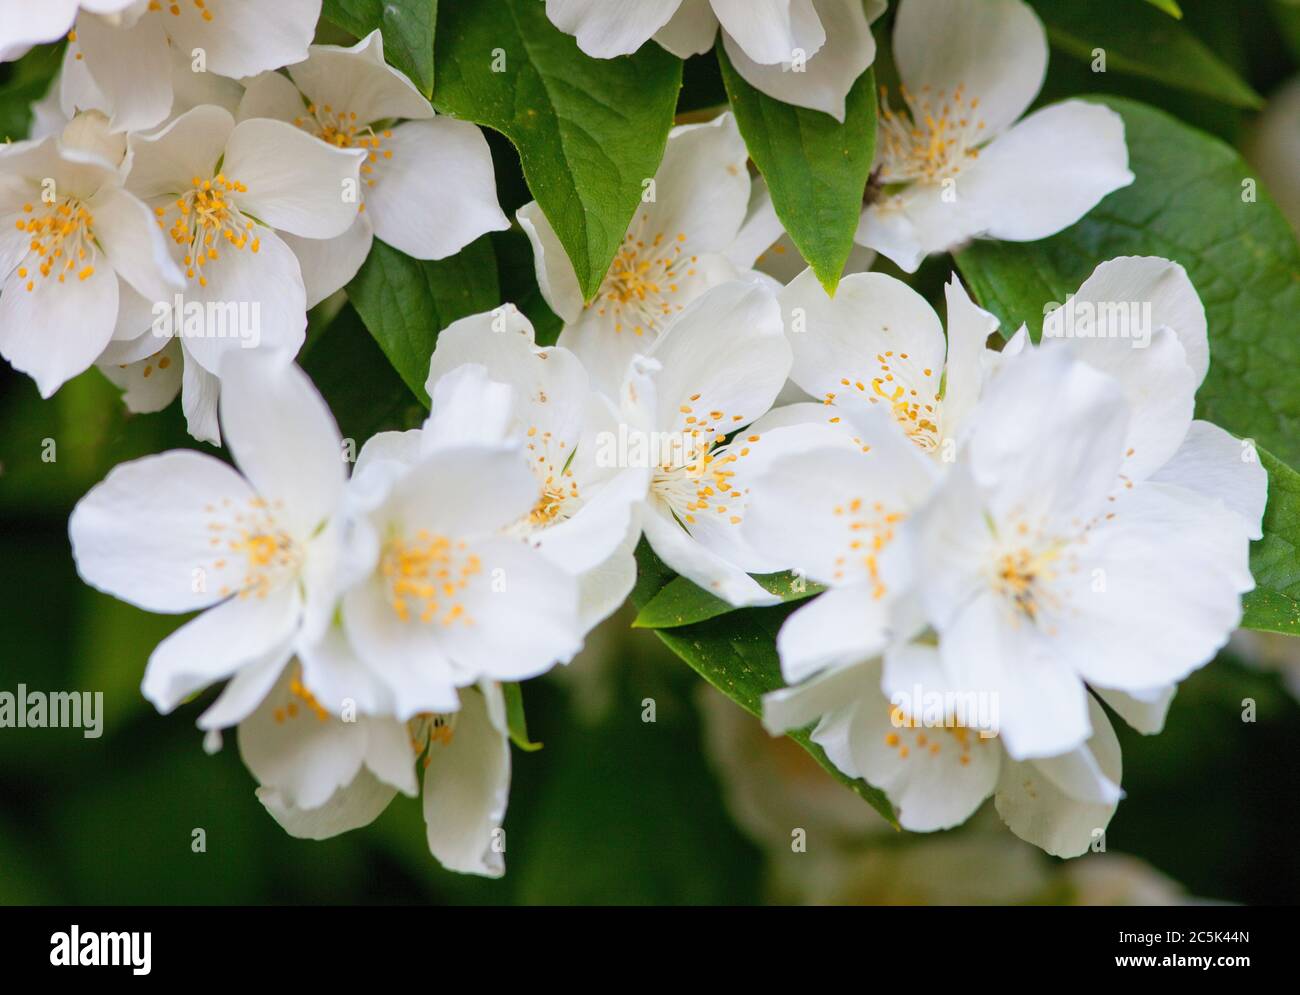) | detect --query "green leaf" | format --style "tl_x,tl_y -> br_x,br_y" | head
345,236 -> 500,405
718,49 -> 876,294
956,97 -> 1300,471
1243,449 -> 1300,636
1143,0 -> 1182,17
502,682 -> 543,752
1031,1 -> 1260,109
634,572 -> 823,629
322,0 -> 437,97
433,0 -> 682,301
632,544 -> 896,824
